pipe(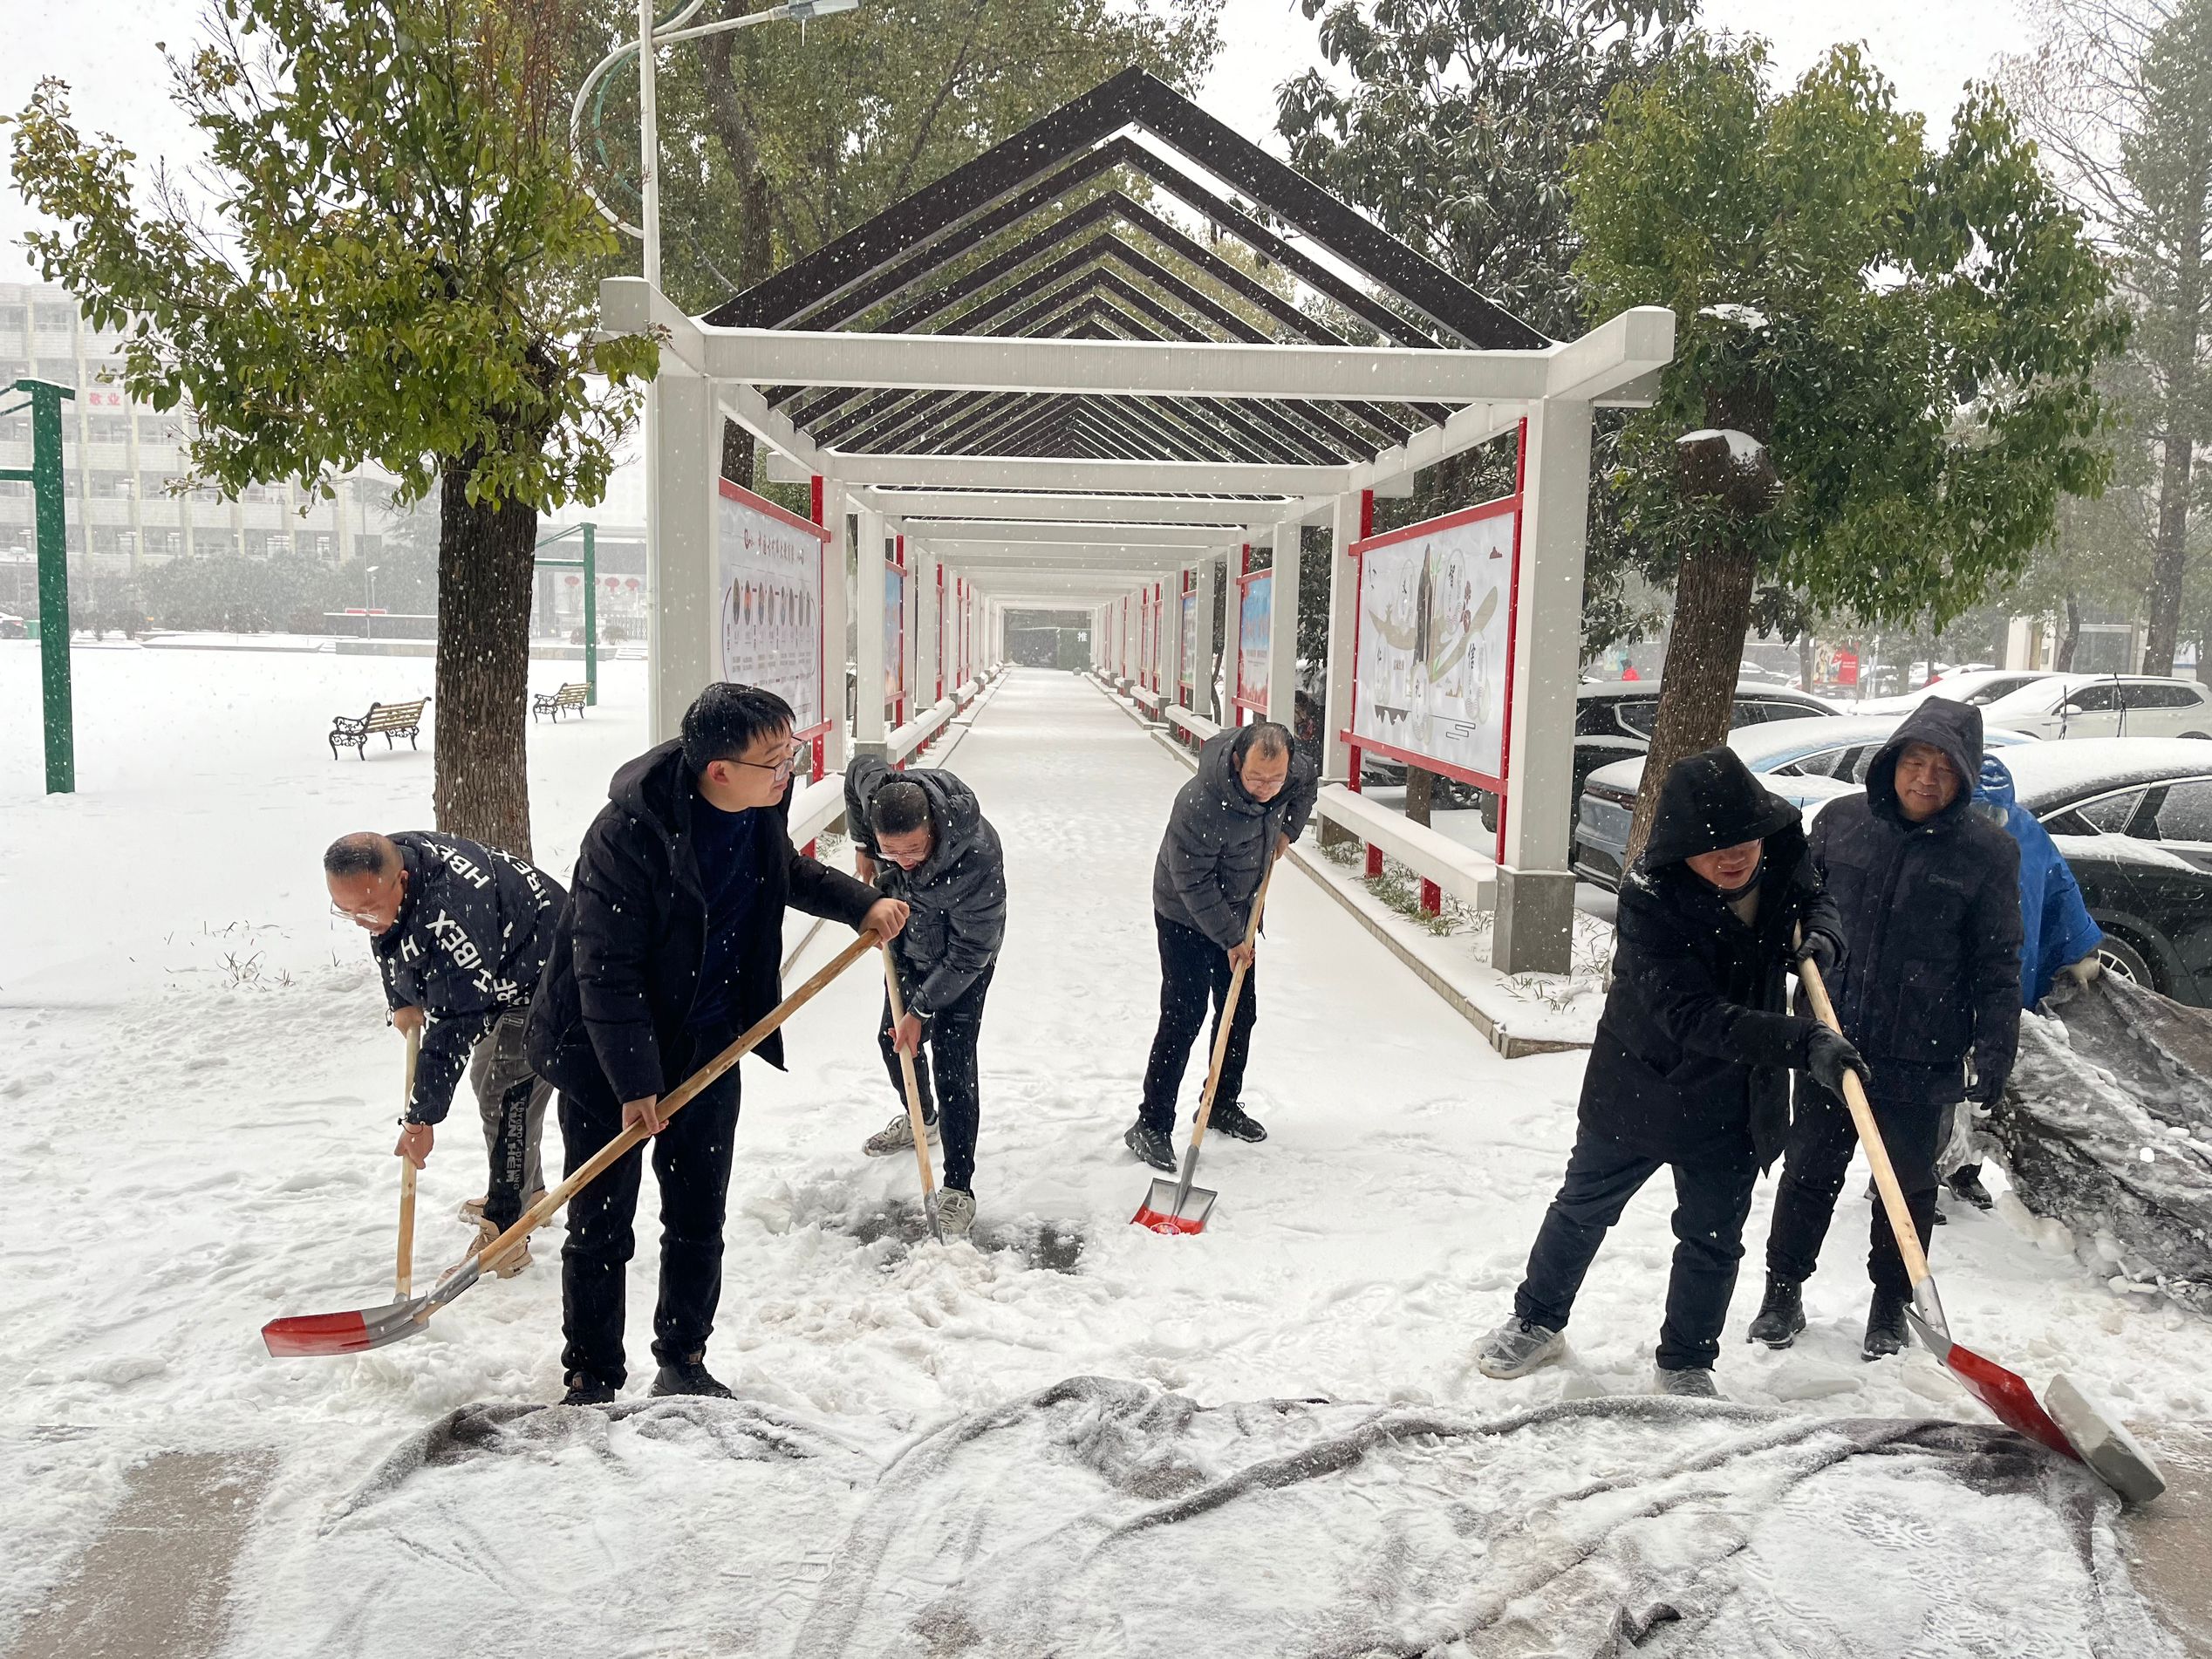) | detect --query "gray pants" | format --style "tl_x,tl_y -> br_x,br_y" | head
468,1009 -> 551,1225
